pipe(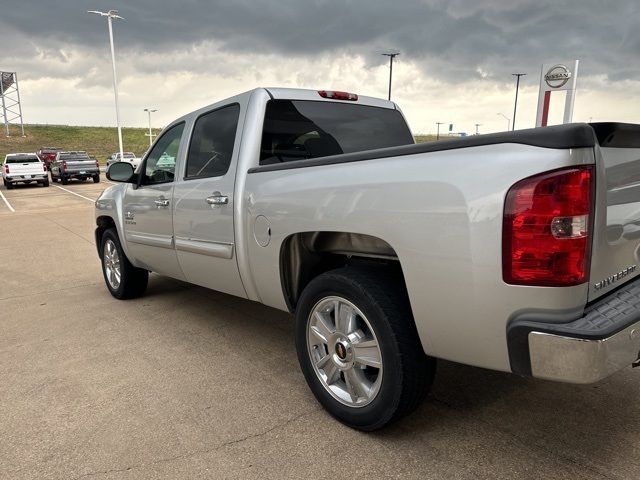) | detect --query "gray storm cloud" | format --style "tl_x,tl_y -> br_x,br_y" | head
1,0 -> 639,84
